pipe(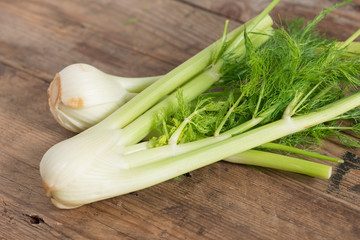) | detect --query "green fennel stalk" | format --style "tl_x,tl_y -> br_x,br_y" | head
99,9 -> 278,130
